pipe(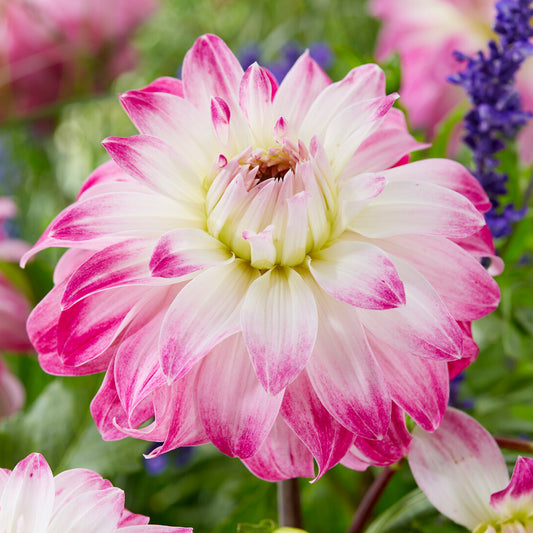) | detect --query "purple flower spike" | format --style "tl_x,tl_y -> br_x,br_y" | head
450,0 -> 533,238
